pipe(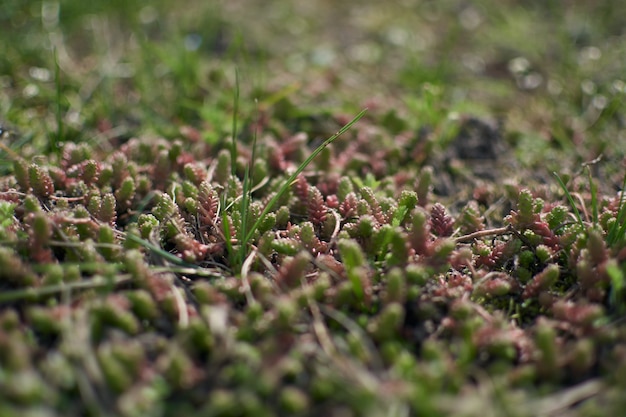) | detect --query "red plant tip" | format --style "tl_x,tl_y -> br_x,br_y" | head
339,192 -> 359,220
430,203 -> 454,237
293,174 -> 309,204
307,186 -> 328,226
325,194 -> 339,209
